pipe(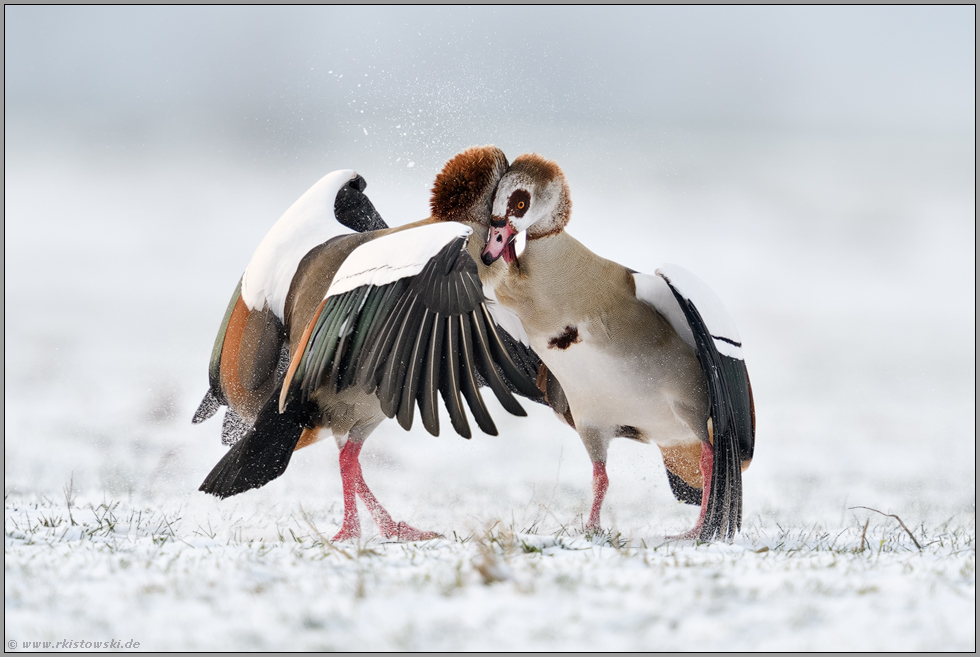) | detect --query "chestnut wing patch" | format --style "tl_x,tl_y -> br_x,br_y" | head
198,277 -> 245,412
238,306 -> 285,391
